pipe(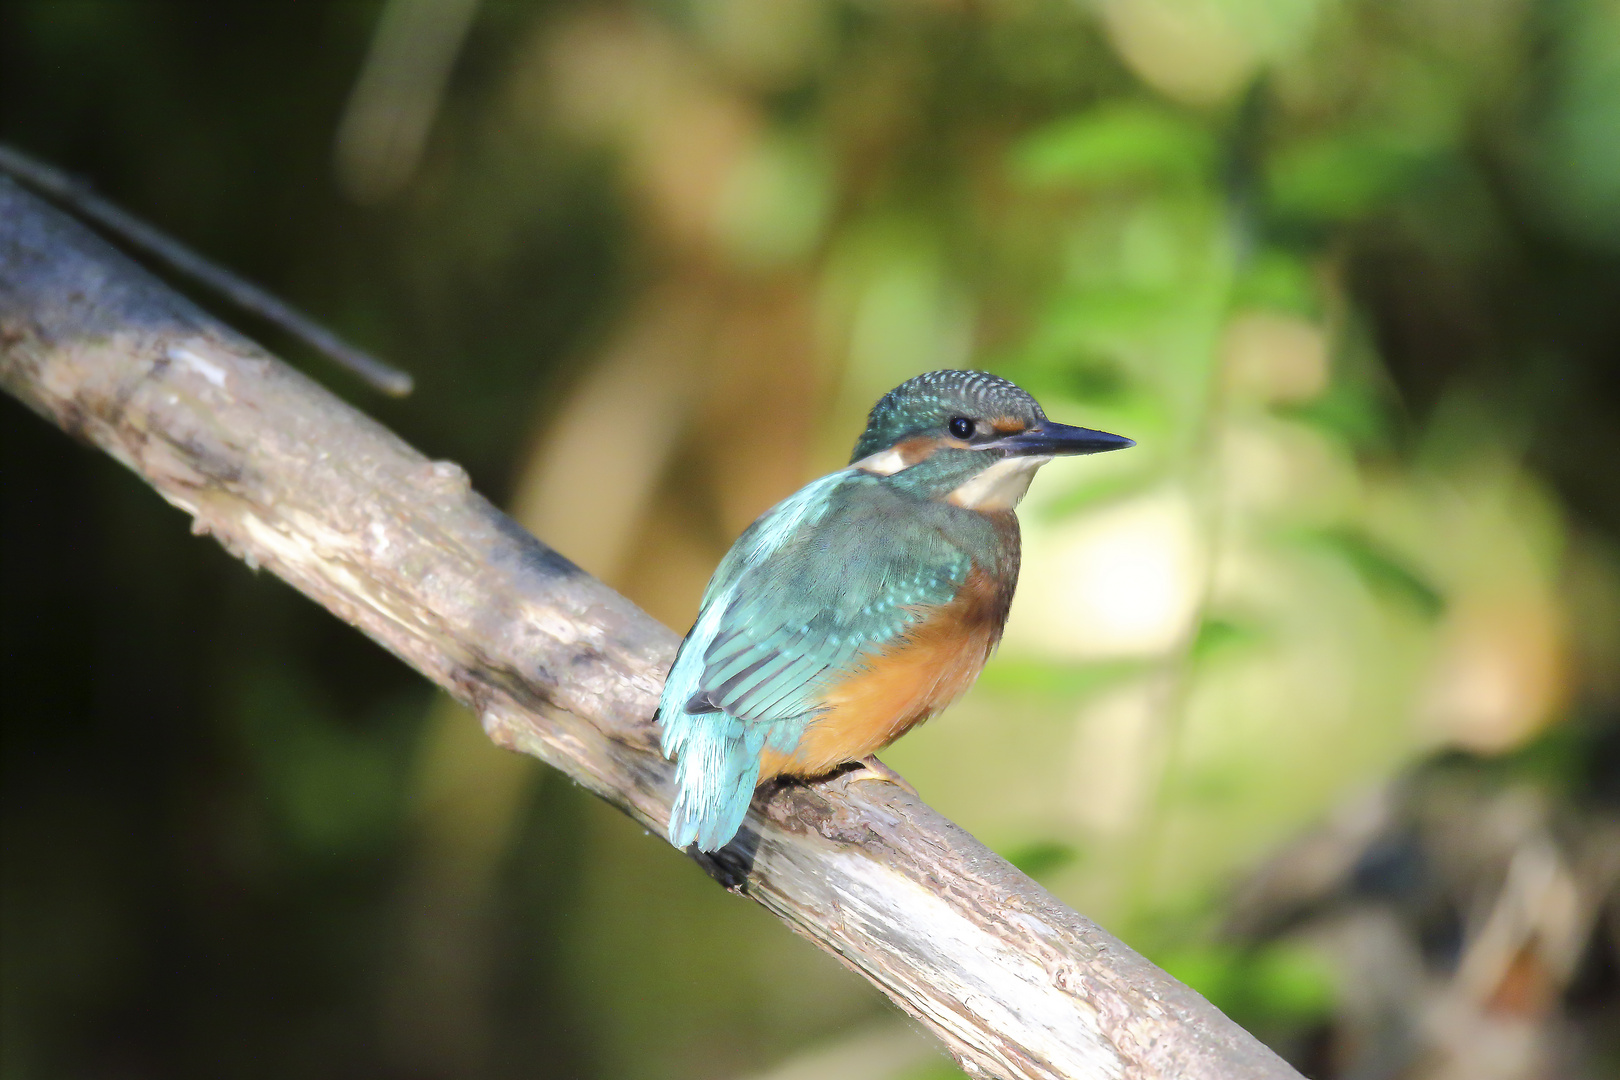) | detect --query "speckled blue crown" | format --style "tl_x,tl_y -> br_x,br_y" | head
850,370 -> 1045,462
